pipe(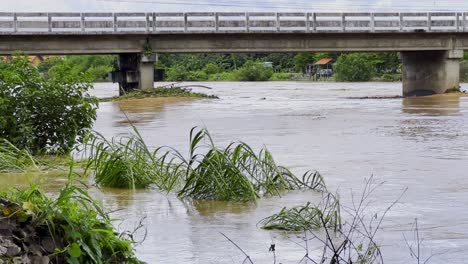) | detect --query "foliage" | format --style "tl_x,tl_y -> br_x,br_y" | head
85,126 -> 326,202
40,55 -> 116,82
0,165 -> 141,263
84,128 -> 183,190
203,63 -> 223,74
0,55 -> 99,154
173,128 -> 327,201
260,194 -> 341,231
0,139 -> 37,172
233,61 -> 273,81
269,72 -> 297,81
334,53 -> 375,82
460,60 -> 468,82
